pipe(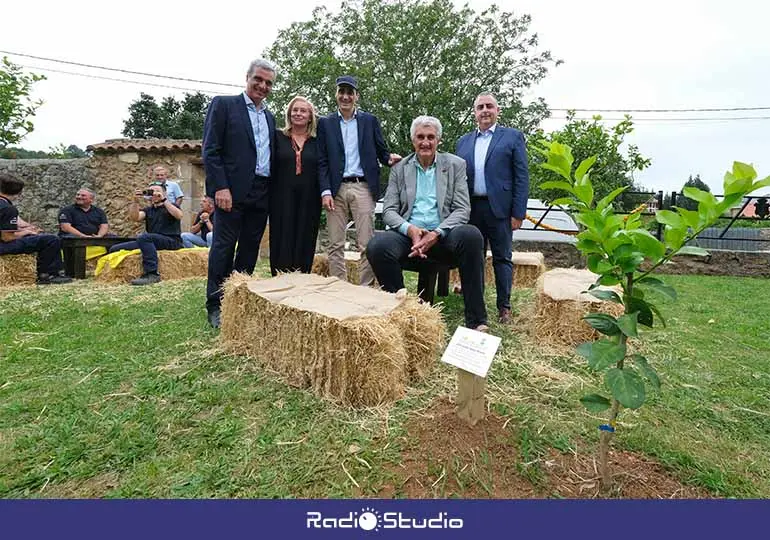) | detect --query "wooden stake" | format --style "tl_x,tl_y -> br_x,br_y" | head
456,368 -> 486,426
